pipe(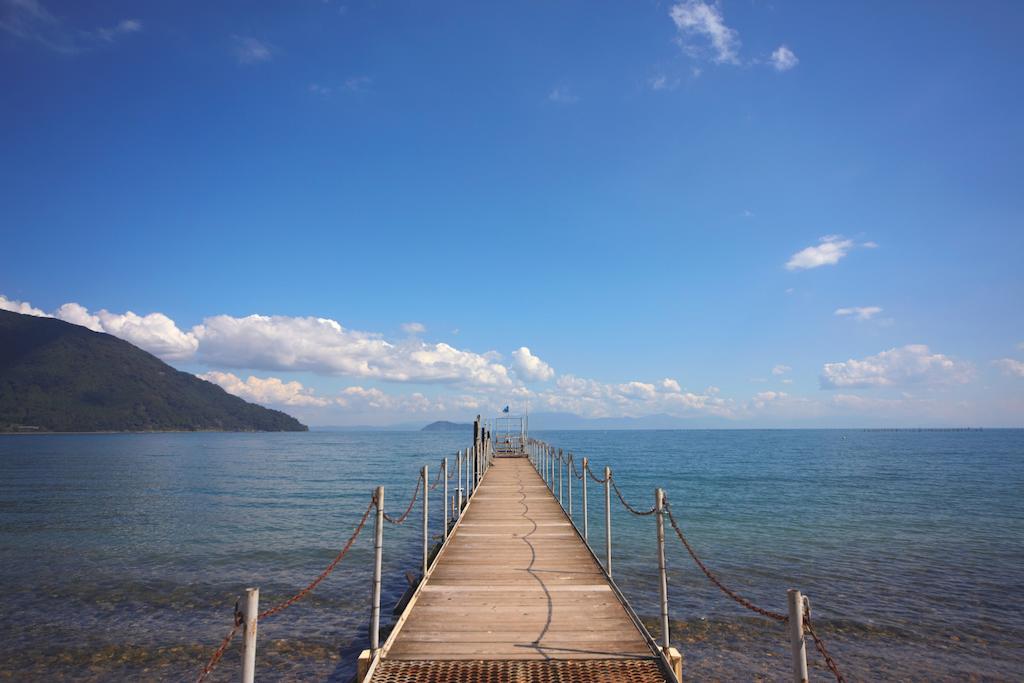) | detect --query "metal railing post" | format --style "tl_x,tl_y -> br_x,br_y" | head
558,448 -> 563,507
457,450 -> 463,515
604,466 -> 612,576
370,486 -> 384,653
422,465 -> 429,576
656,489 -> 669,652
443,457 -> 449,538
567,454 -> 573,516
550,447 -> 555,489
788,589 -> 809,683
240,587 -> 259,683
582,457 -> 589,542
